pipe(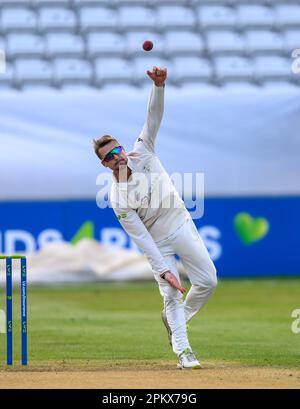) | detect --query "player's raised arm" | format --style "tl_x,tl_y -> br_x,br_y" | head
137,66 -> 167,153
